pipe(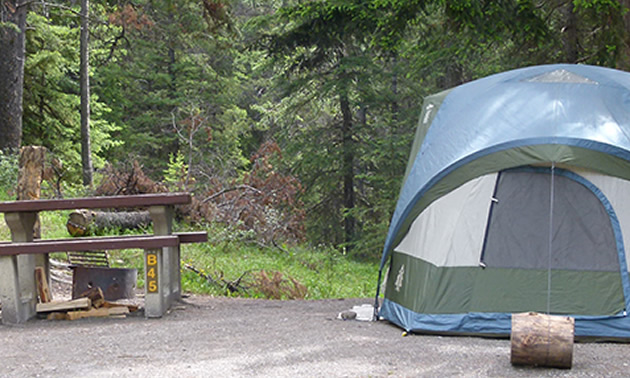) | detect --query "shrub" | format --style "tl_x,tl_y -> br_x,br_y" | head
0,151 -> 19,200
